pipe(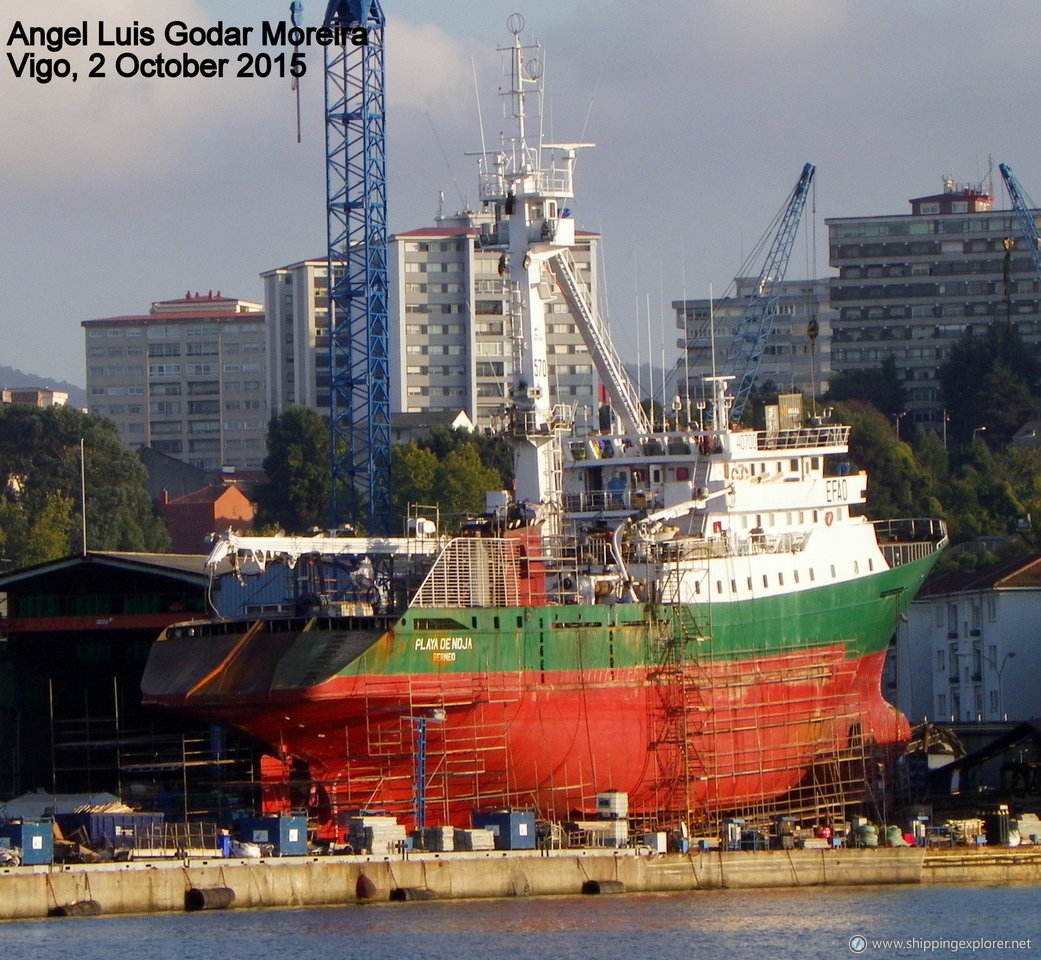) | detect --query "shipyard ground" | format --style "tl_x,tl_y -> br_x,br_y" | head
2,846 -> 1041,920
